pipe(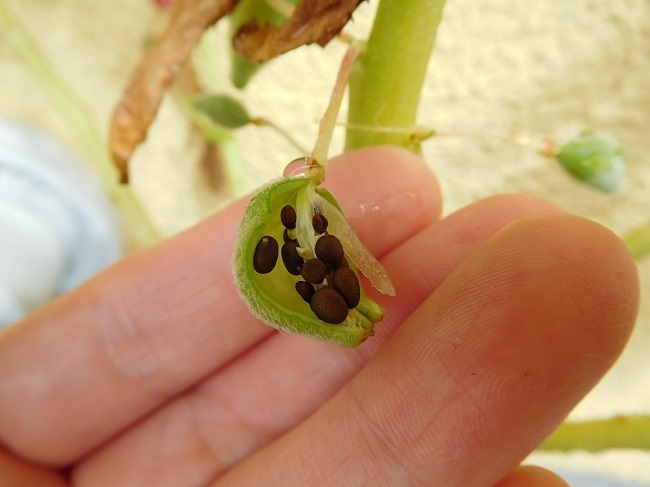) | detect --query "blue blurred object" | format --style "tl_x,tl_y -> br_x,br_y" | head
0,118 -> 122,328
557,470 -> 650,487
